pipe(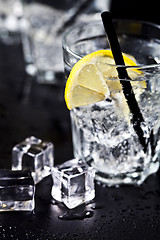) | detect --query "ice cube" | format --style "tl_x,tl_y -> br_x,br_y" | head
12,136 -> 54,184
0,169 -> 35,211
51,159 -> 95,209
